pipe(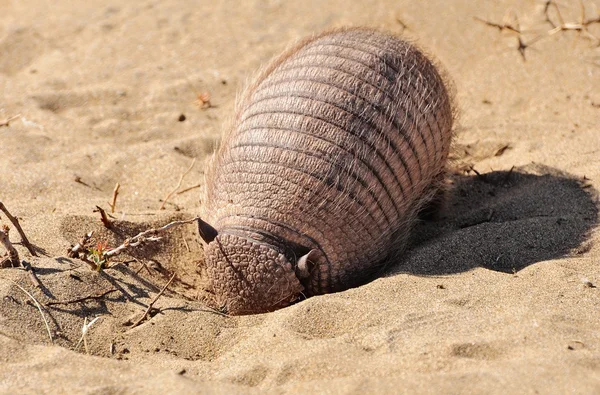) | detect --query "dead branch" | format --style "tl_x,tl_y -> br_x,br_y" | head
0,226 -> 20,267
175,183 -> 201,195
474,15 -> 520,33
477,1 -> 600,60
0,223 -> 42,287
0,201 -> 37,256
94,206 -> 112,228
0,114 -> 21,127
68,231 -> 94,258
21,260 -> 42,289
132,257 -> 153,276
103,217 -> 200,259
67,231 -> 100,270
130,273 -> 176,328
475,13 -> 544,60
45,288 -> 118,306
544,0 -> 600,42
159,158 -> 196,210
109,183 -> 120,214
